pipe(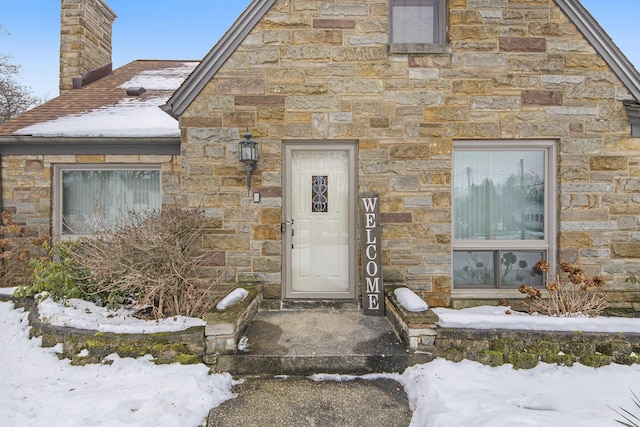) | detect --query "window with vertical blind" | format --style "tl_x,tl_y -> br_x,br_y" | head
452,141 -> 556,289
389,0 -> 447,50
54,165 -> 161,238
